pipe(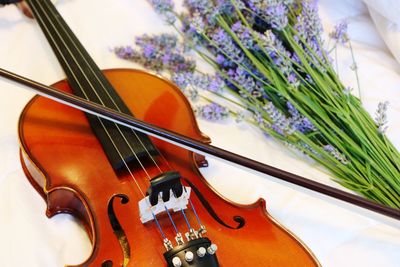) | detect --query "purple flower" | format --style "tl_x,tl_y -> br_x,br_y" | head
172,71 -> 225,94
137,34 -> 195,72
167,54 -> 196,72
190,12 -> 206,34
113,46 -> 139,60
212,0 -> 245,21
286,101 -> 299,116
180,13 -> 206,49
136,34 -> 177,50
374,101 -> 389,134
295,0 -> 323,41
143,44 -> 157,58
330,21 -> 349,44
208,74 -> 225,93
147,0 -> 176,24
263,102 -> 293,136
119,33 -> 195,73
266,3 -> 288,30
254,111 -> 265,126
171,72 -> 193,90
215,54 -> 237,69
256,30 -> 292,76
323,144 -> 349,164
294,0 -> 328,69
287,72 -> 299,88
299,141 -> 319,156
231,22 -> 253,49
216,54 -> 225,65
248,0 -> 289,30
286,102 -> 316,133
195,103 -> 229,121
184,0 -> 213,16
182,0 -> 227,37
191,73 -> 211,90
211,28 -> 244,64
226,66 -> 263,98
